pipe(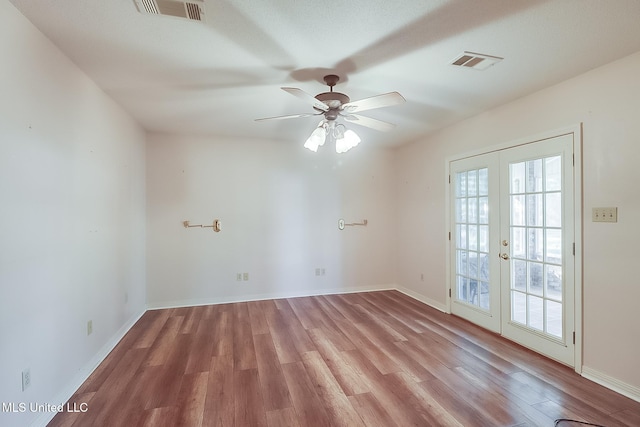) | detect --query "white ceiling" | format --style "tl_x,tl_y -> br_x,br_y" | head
9,0 -> 640,148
